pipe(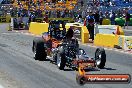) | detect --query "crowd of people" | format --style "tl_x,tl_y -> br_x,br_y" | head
8,0 -> 78,19
0,0 -> 132,41
0,0 -> 132,19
